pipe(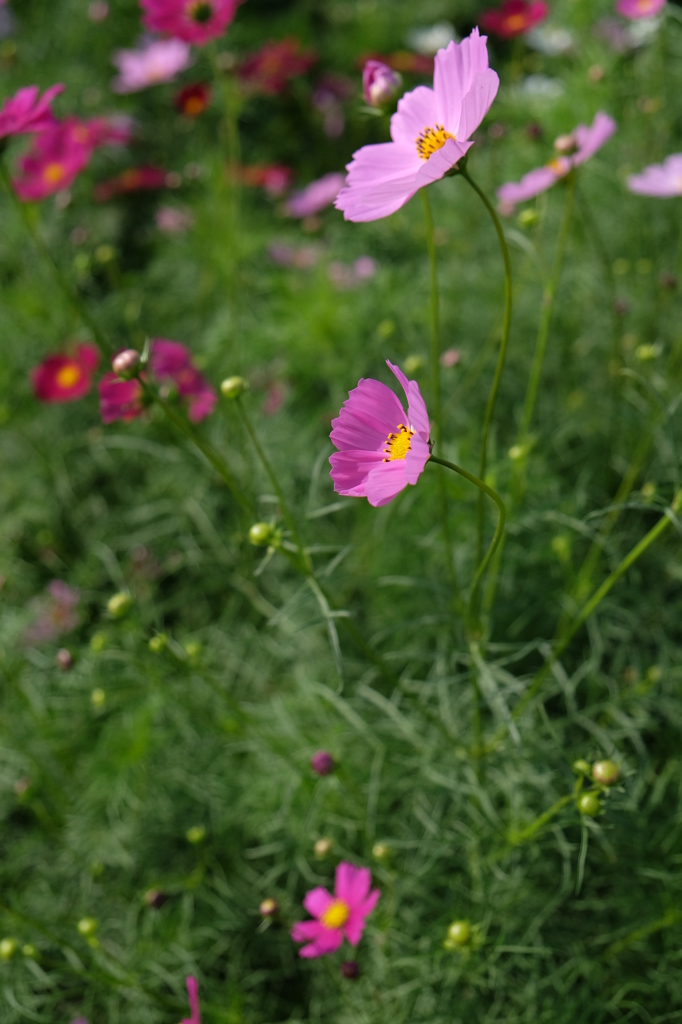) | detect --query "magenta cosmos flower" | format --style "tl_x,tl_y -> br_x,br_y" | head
616,0 -> 665,18
627,154 -> 682,196
335,29 -> 499,223
238,38 -> 317,95
112,39 -> 192,93
140,0 -> 239,45
497,111 -> 617,212
180,976 -> 201,1024
31,343 -> 99,403
329,360 -> 430,507
12,118 -> 95,200
291,862 -> 380,958
0,84 -> 63,141
480,0 -> 549,38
